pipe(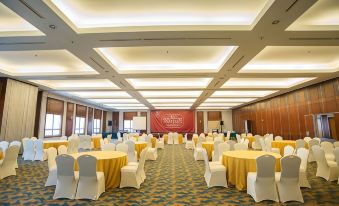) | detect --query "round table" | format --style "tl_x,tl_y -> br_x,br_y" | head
202,142 -> 214,160
71,151 -> 127,189
135,142 -> 148,159
92,137 -> 102,149
222,150 -> 281,191
43,140 -> 68,149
